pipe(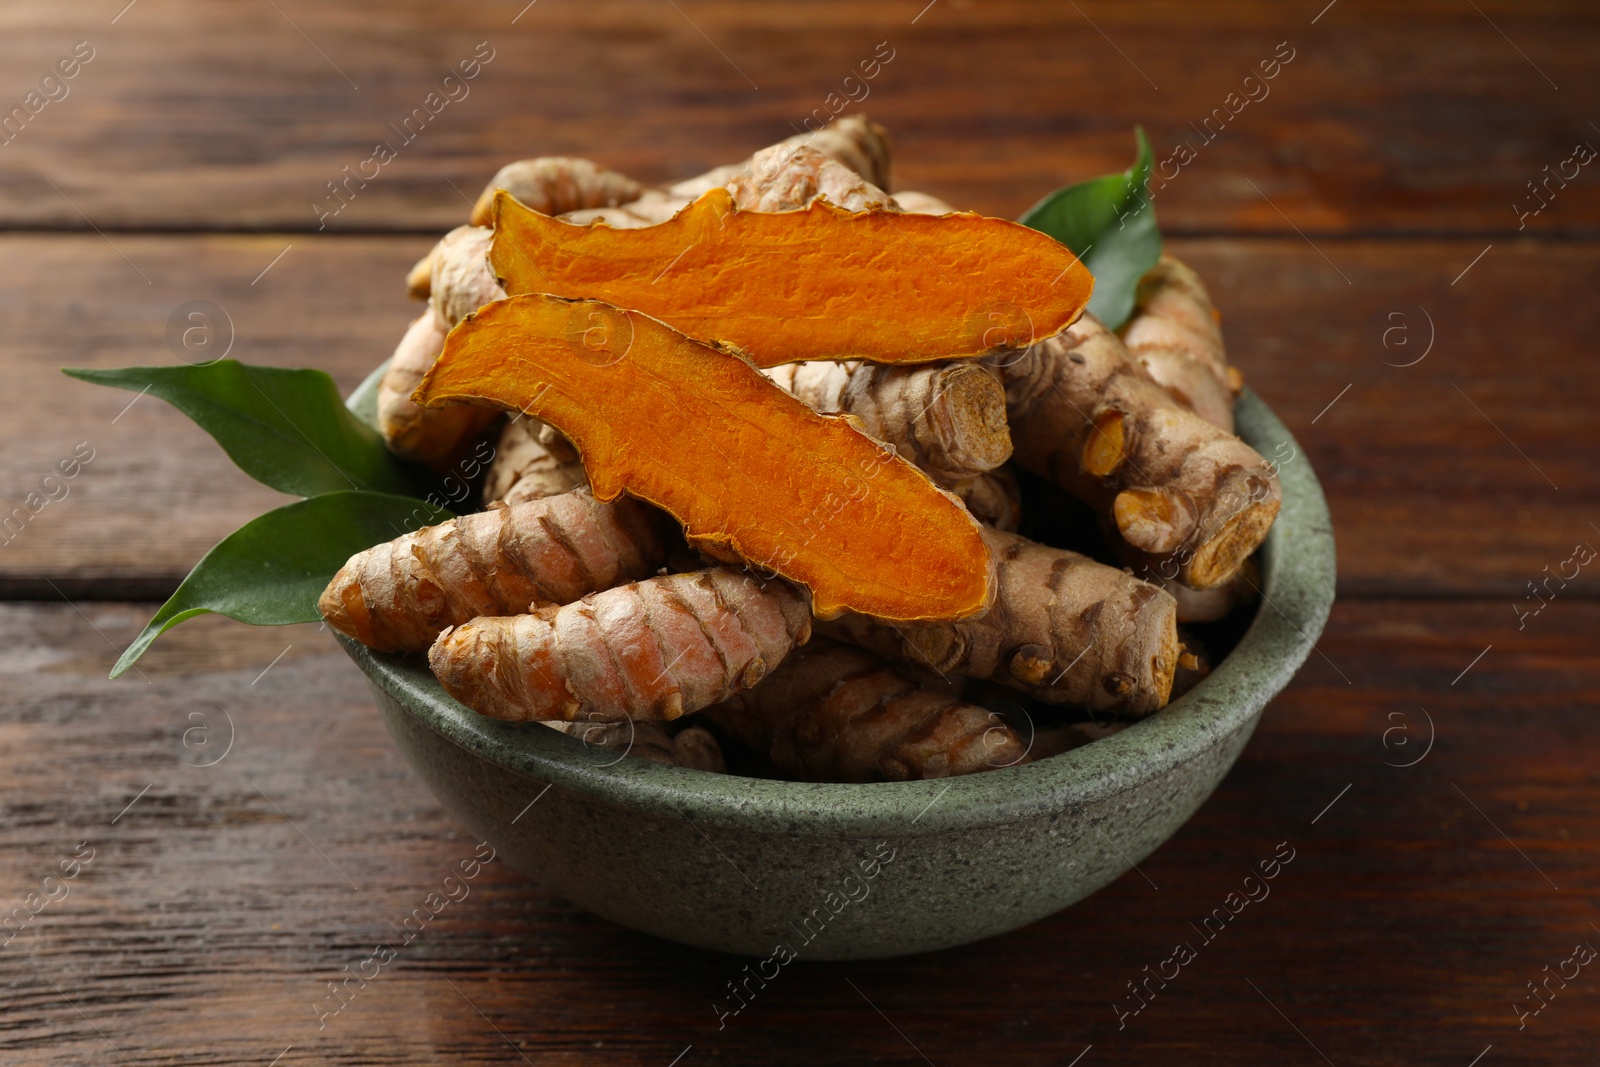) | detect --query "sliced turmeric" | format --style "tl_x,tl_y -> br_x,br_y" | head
429,568 -> 812,722
488,187 -> 1092,367
416,294 -> 994,622
320,488 -> 667,652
